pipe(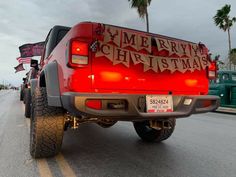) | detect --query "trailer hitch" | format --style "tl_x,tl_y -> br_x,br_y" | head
149,120 -> 172,130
